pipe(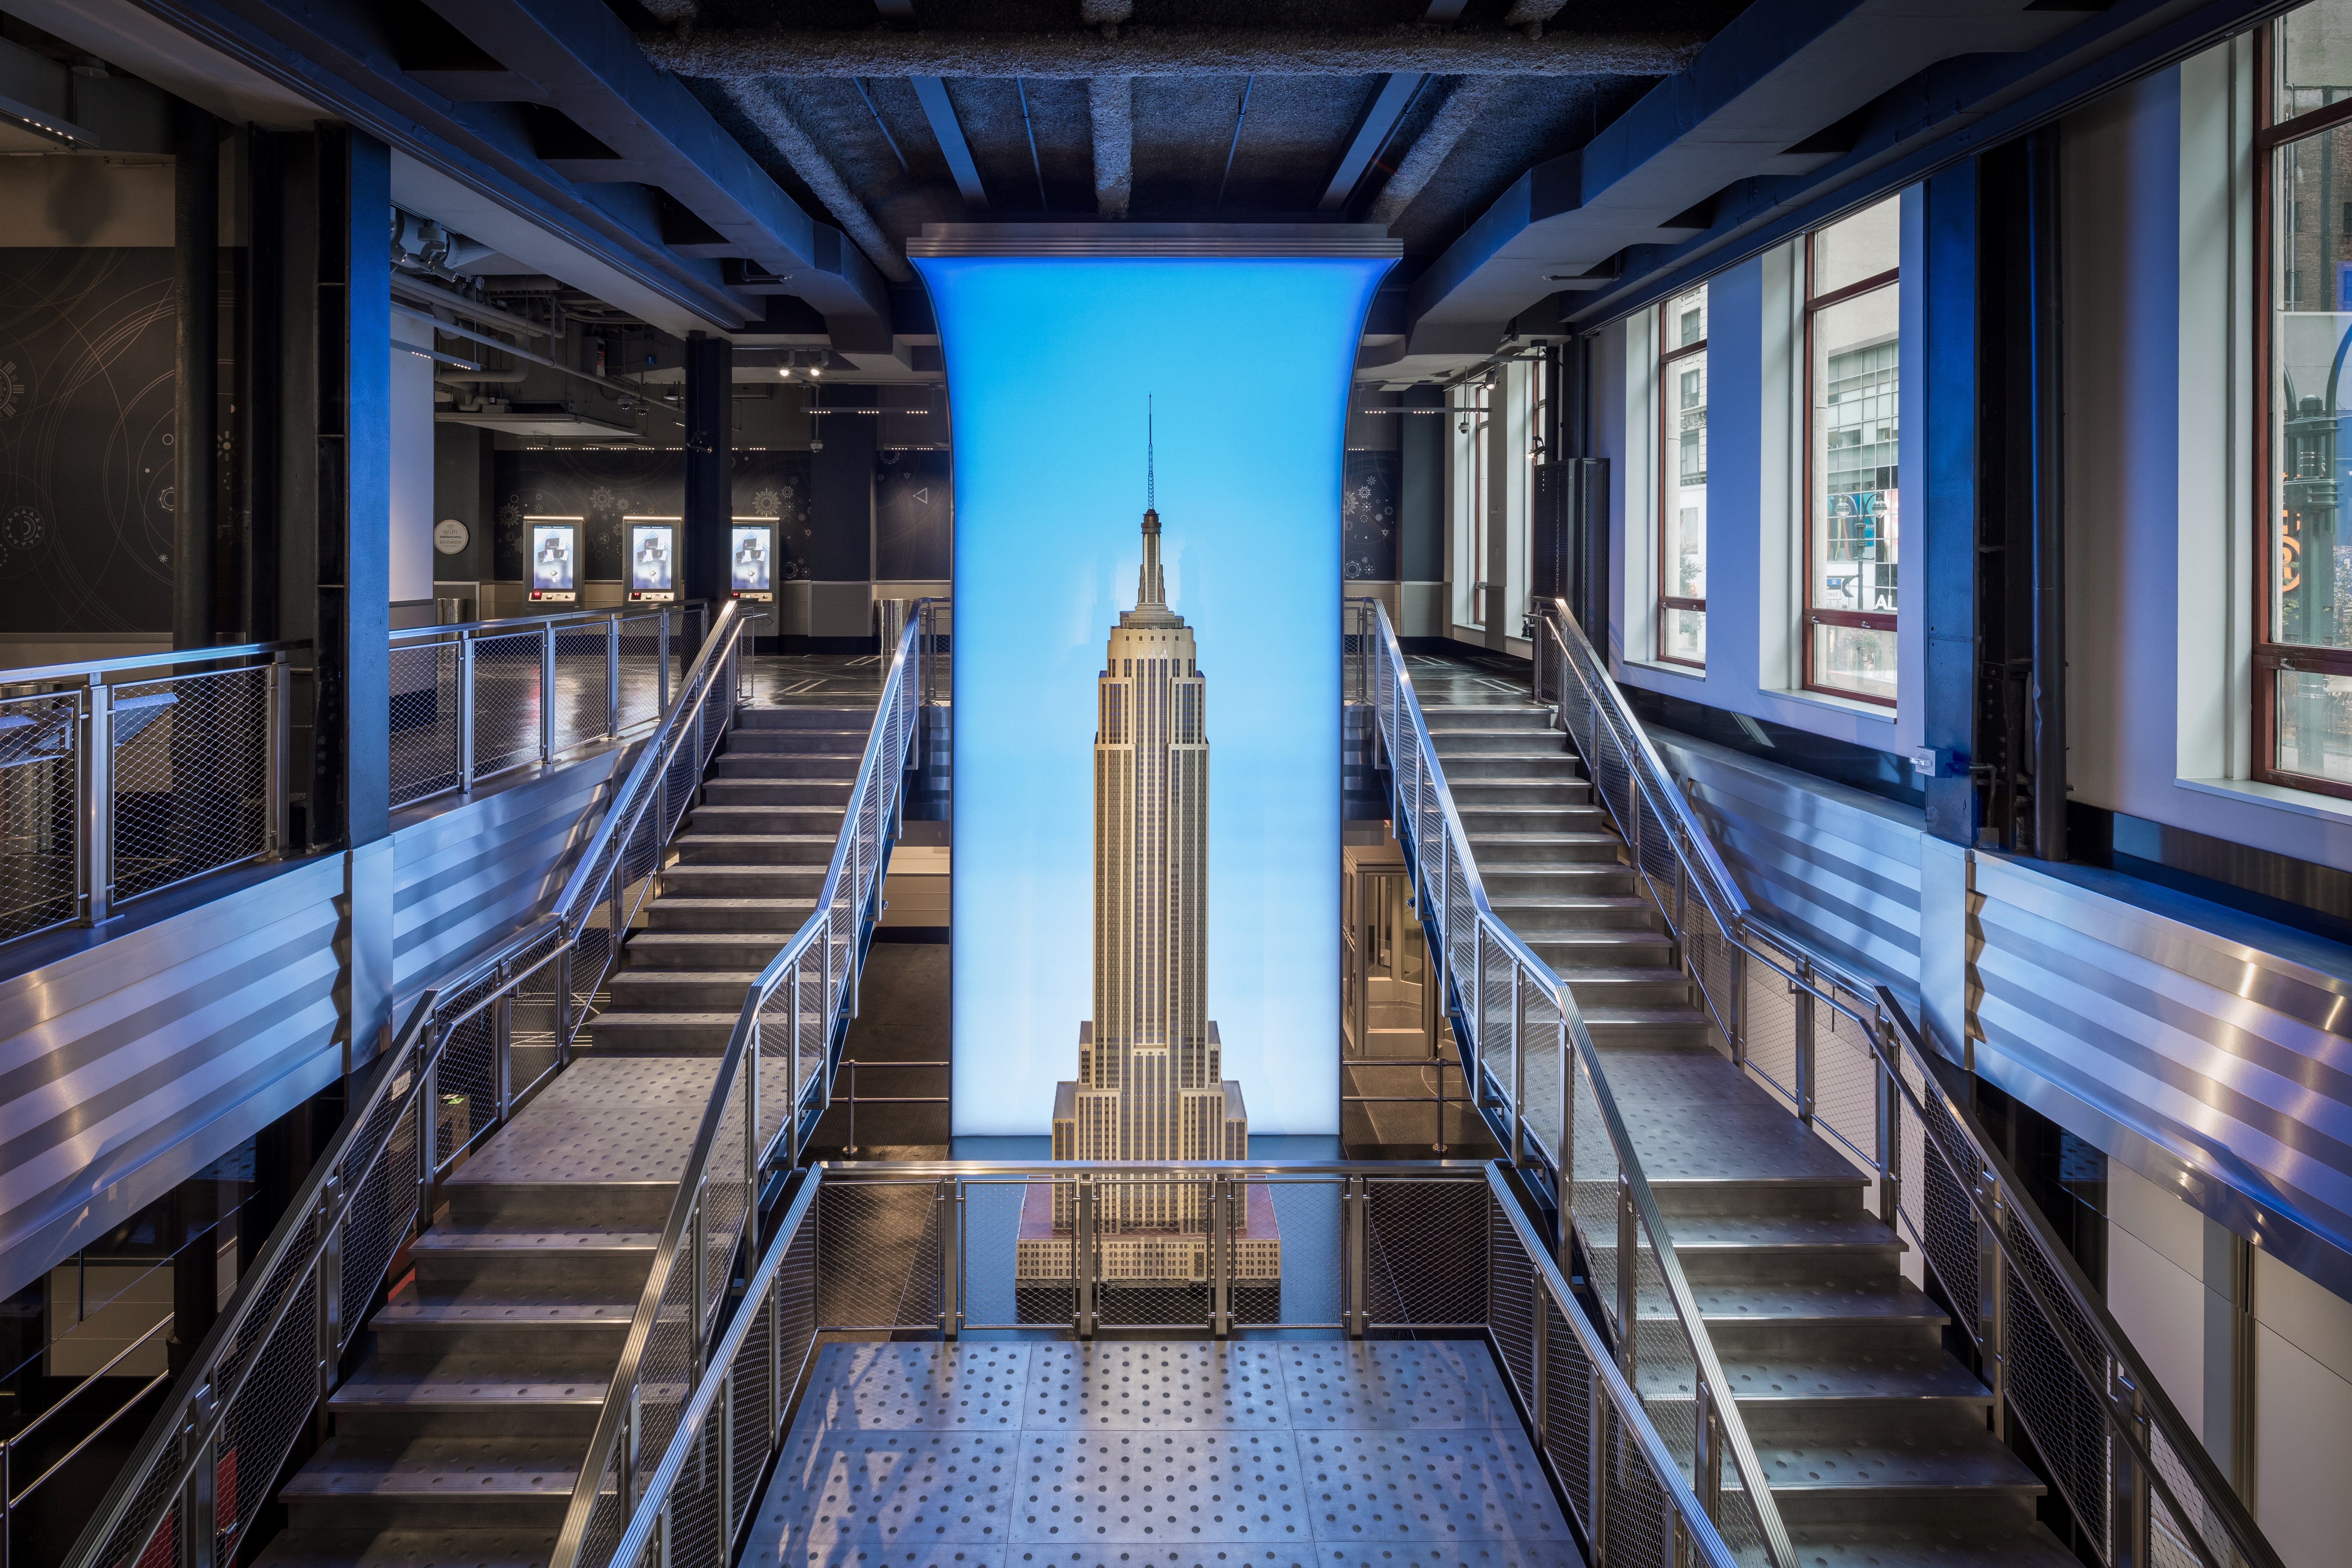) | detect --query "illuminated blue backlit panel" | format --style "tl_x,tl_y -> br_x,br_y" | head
919,247 -> 1390,1136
